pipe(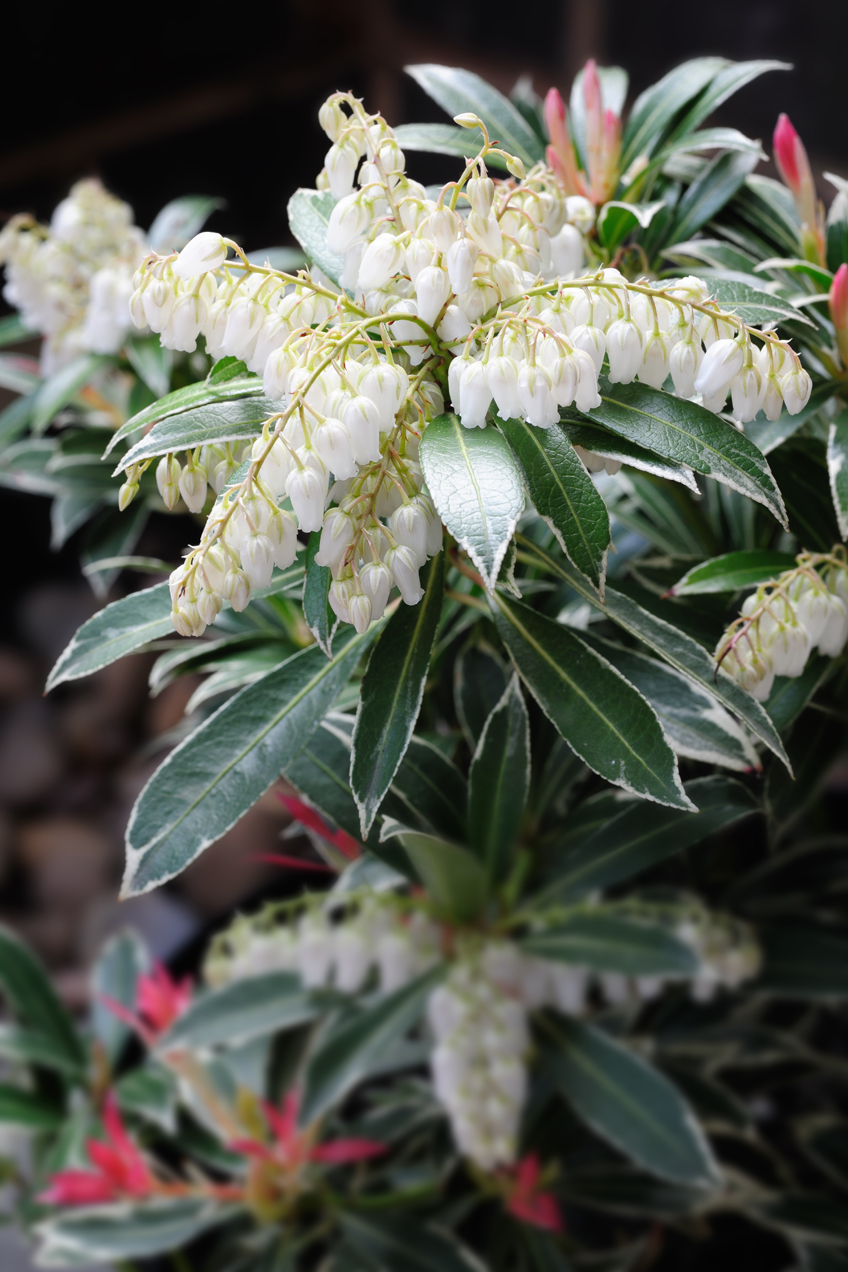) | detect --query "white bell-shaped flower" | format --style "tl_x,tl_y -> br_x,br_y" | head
313,417 -> 358,480
694,337 -> 746,398
286,463 -> 327,532
386,545 -> 424,604
360,560 -> 393,620
606,317 -> 645,384
458,360 -> 493,428
172,232 -> 227,280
